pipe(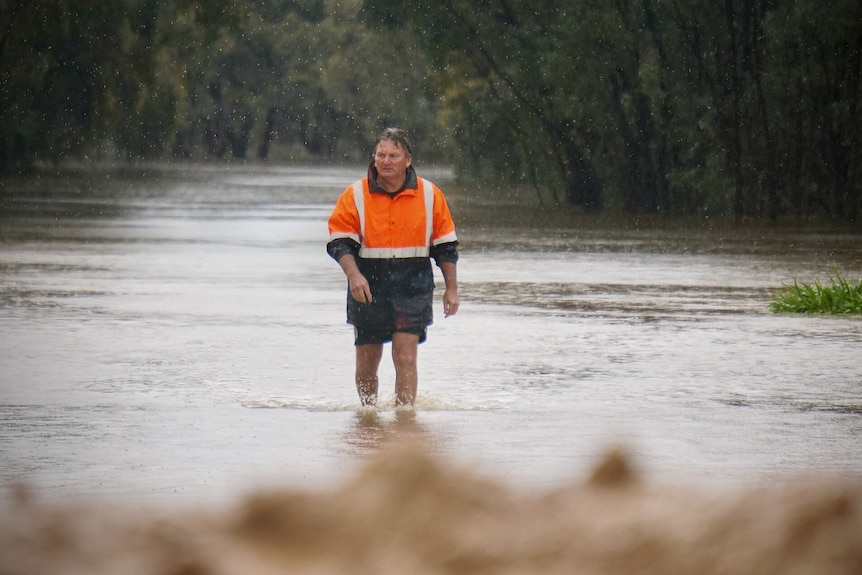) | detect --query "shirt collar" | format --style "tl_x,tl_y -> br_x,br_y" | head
368,162 -> 418,195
